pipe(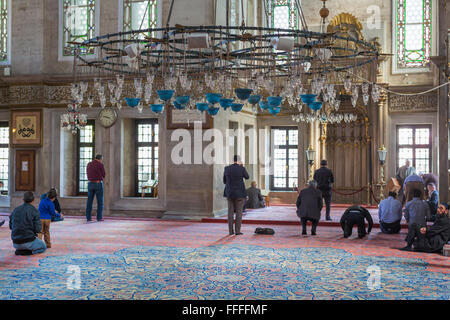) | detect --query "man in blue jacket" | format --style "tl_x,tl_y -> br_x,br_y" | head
224,155 -> 249,235
9,192 -> 46,255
